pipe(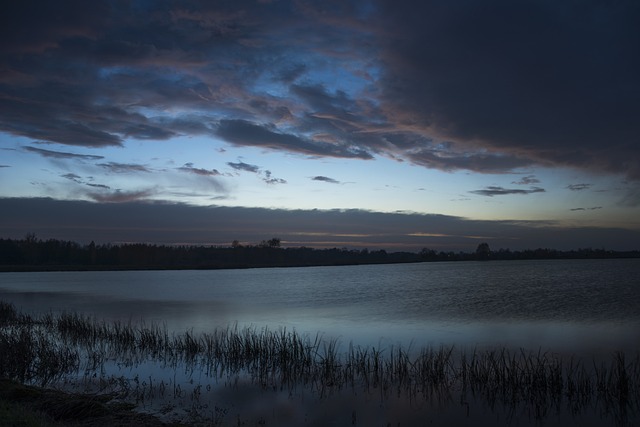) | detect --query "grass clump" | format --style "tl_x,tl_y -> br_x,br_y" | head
0,397 -> 59,427
0,378 -> 183,426
1,300 -> 639,425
